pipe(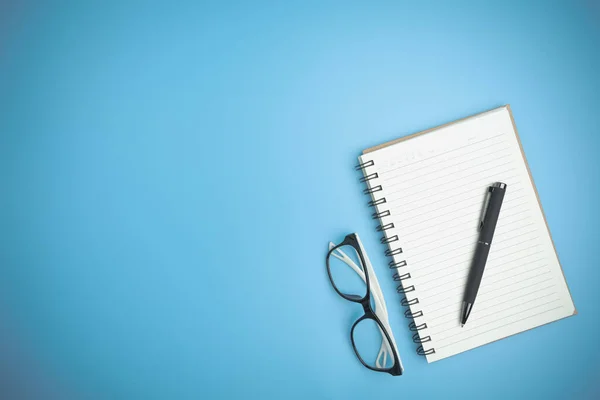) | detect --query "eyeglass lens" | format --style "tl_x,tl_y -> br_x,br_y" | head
328,244 -> 368,300
352,317 -> 395,370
